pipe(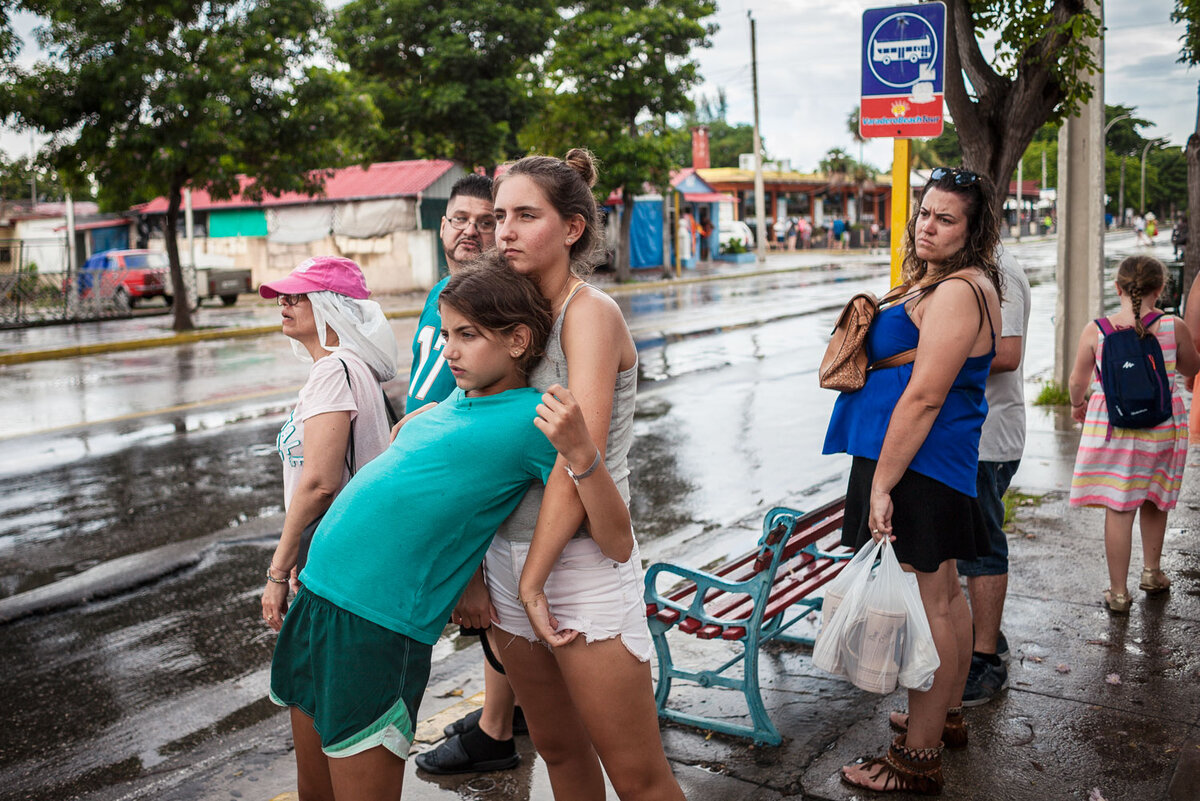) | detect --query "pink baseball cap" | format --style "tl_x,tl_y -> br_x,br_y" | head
258,256 -> 370,299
